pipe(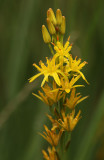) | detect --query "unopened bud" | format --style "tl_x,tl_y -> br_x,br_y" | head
47,18 -> 56,35
47,8 -> 57,25
56,9 -> 62,25
42,25 -> 51,43
60,16 -> 66,34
